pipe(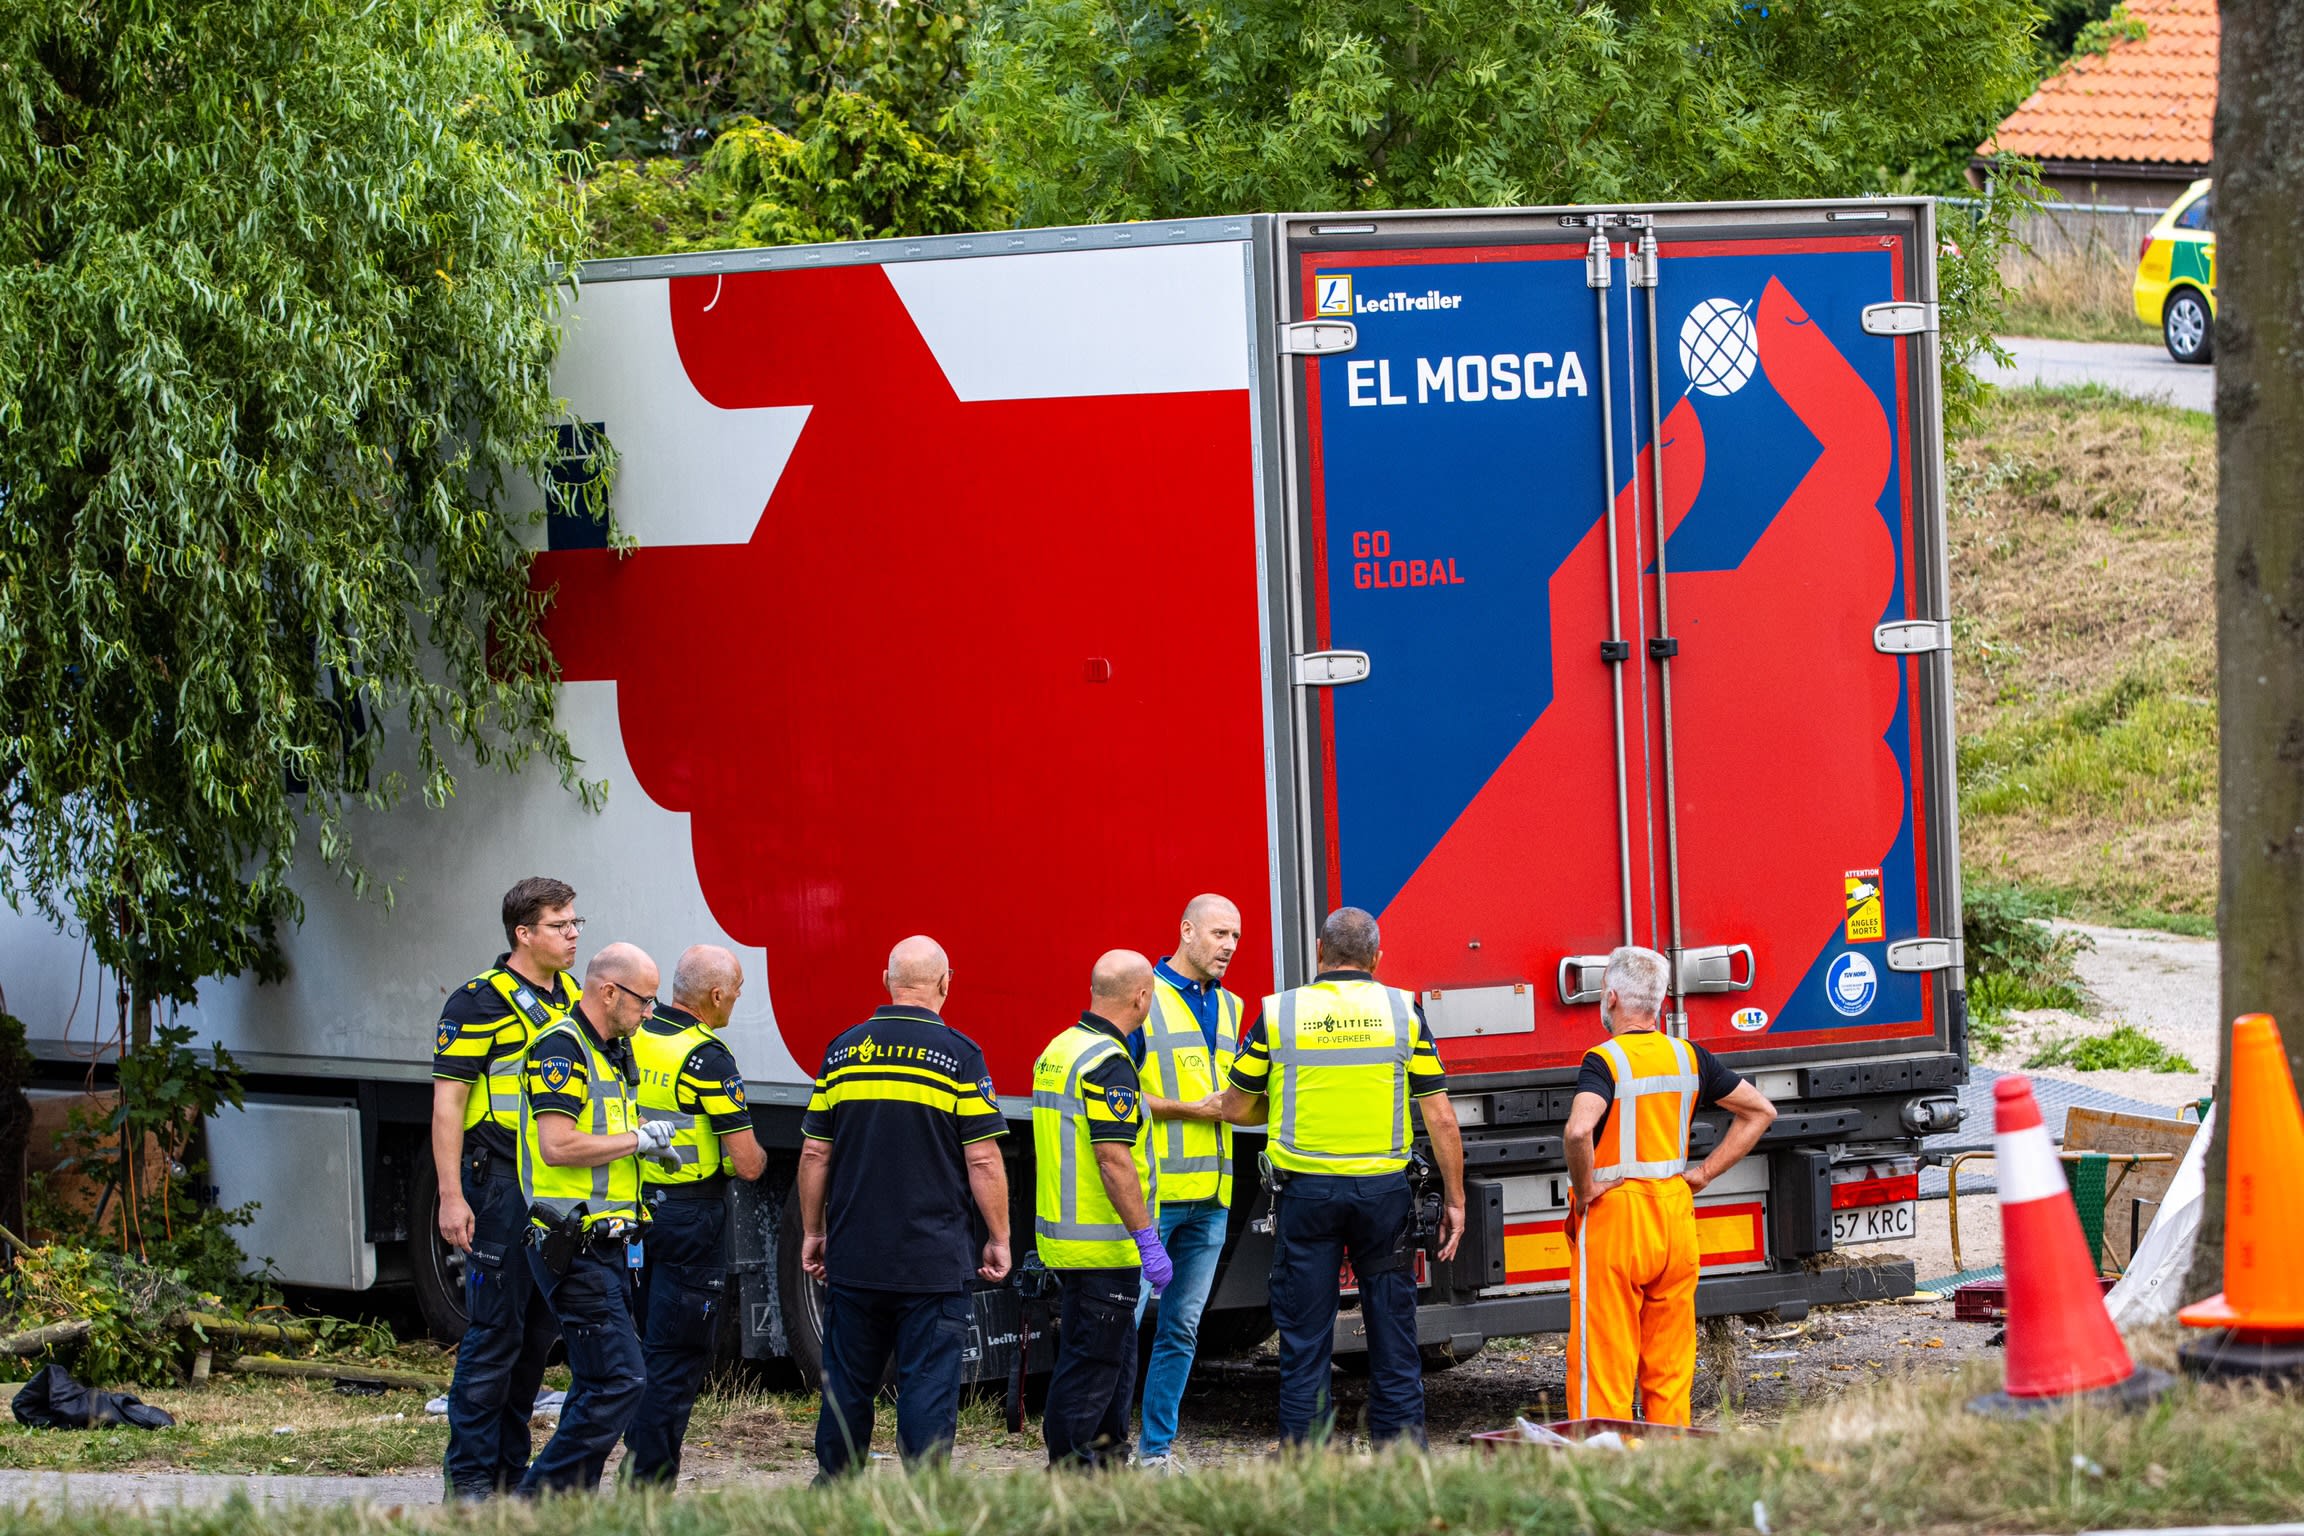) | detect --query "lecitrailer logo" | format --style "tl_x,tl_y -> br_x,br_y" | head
1315,274 -> 1463,317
